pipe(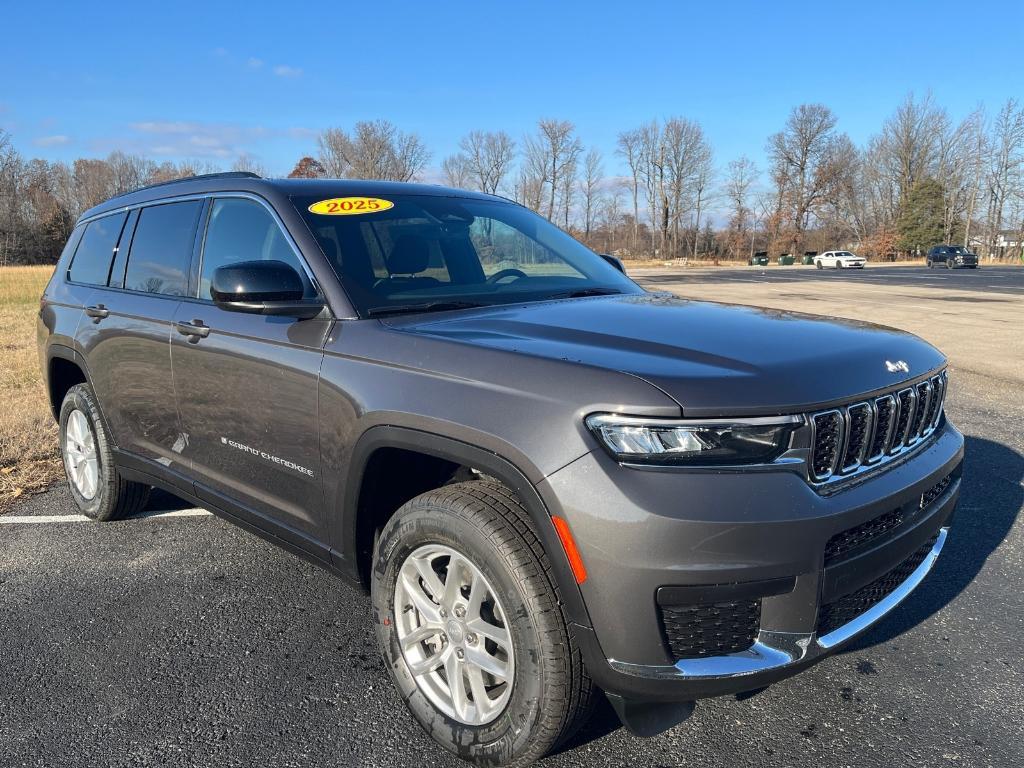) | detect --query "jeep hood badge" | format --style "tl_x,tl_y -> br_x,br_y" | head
886,360 -> 910,373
